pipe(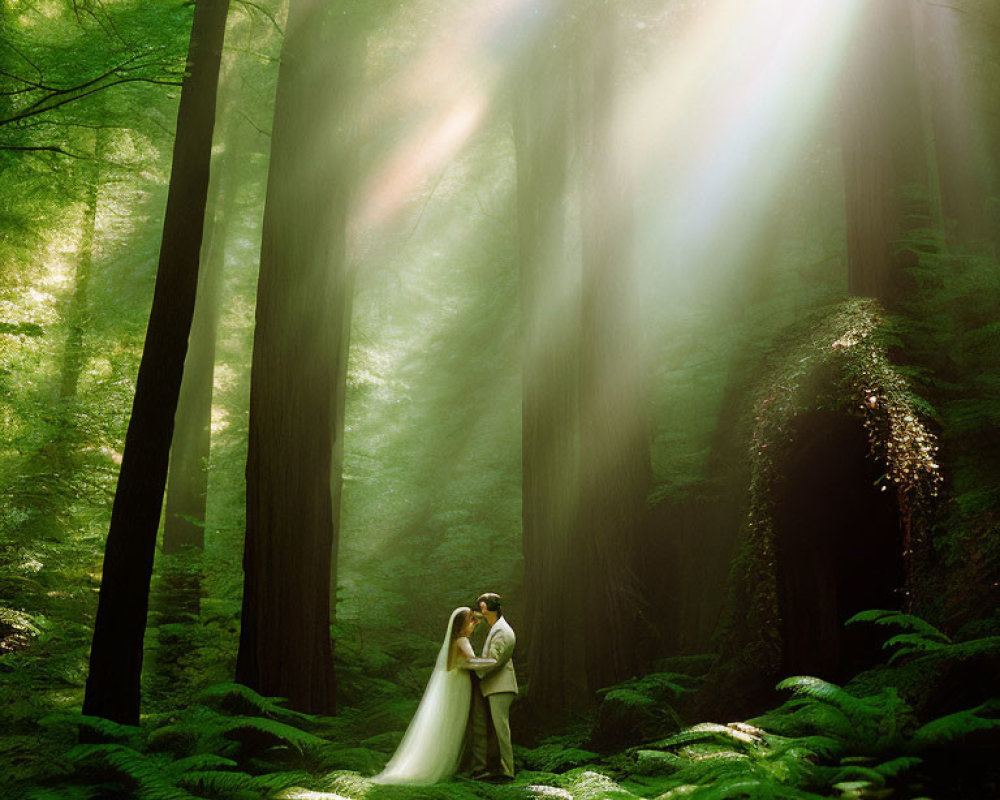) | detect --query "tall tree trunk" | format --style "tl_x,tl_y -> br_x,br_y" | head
82,0 -> 230,726
235,0 -> 361,715
575,3 -> 652,694
162,116 -> 242,557
515,11 -> 585,721
839,0 -> 927,305
918,3 -> 991,247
